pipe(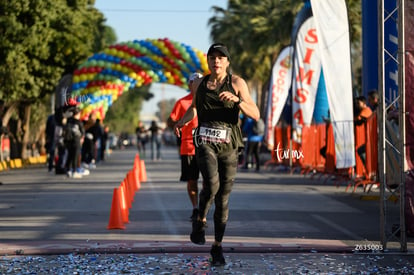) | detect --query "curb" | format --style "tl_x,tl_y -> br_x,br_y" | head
0,239 -> 354,256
